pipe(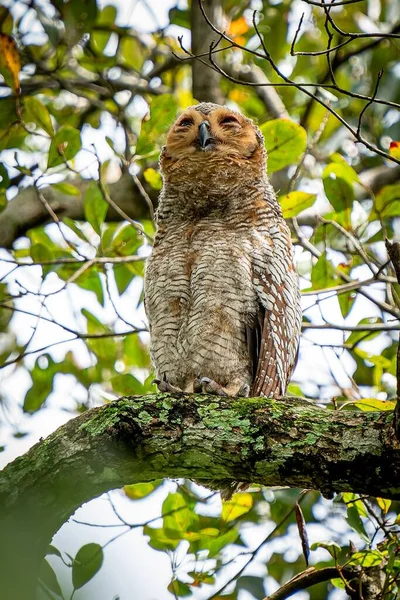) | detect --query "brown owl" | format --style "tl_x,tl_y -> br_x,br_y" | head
144,103 -> 301,400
